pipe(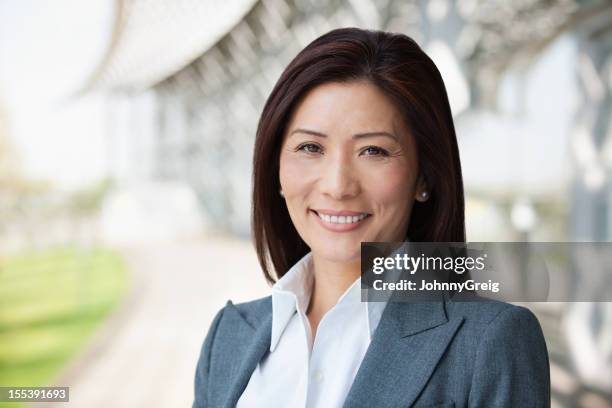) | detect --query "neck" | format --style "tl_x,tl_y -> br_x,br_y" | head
306,254 -> 360,321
